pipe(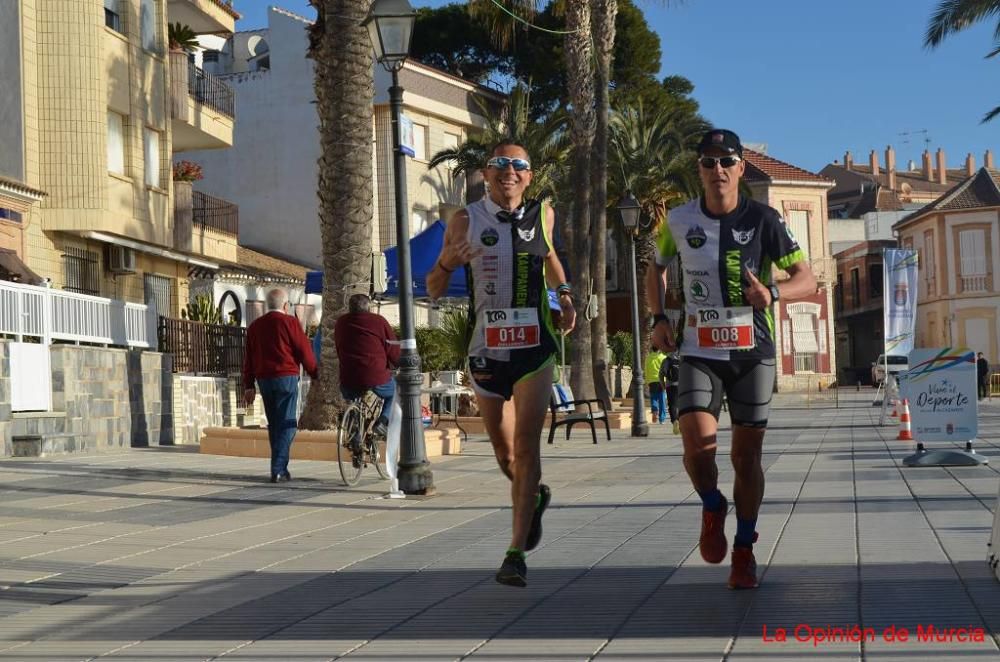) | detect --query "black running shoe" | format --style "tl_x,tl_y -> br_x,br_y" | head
525,484 -> 551,551
495,552 -> 527,587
